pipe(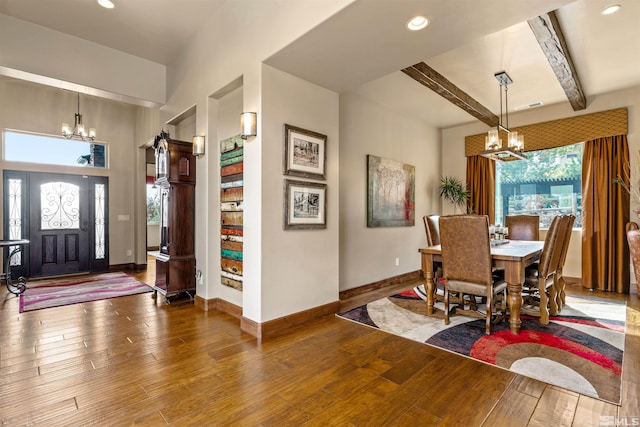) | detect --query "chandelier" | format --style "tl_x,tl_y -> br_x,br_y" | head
61,92 -> 96,141
480,71 -> 526,161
